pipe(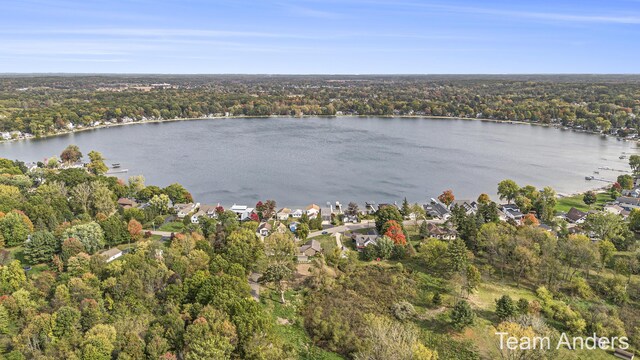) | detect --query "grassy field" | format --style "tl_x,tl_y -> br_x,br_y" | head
158,221 -> 185,232
555,192 -> 611,213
